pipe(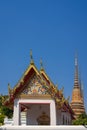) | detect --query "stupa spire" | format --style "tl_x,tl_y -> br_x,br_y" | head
80,80 -> 84,102
74,54 -> 79,88
71,54 -> 85,119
